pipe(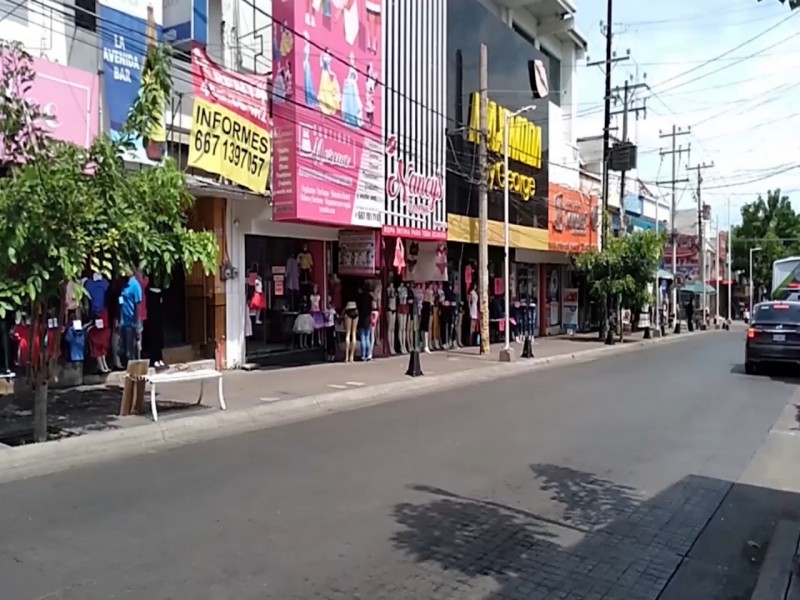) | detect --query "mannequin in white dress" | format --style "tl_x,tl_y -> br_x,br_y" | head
386,284 -> 396,354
